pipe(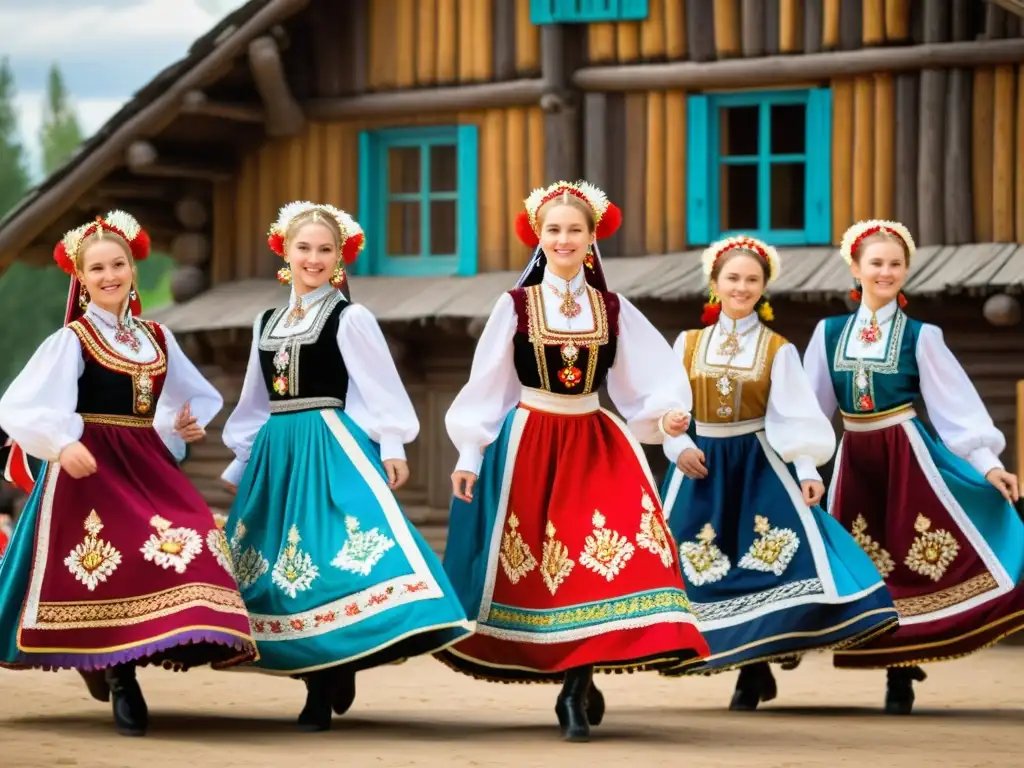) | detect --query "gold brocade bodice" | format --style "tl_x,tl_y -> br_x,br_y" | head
682,325 -> 789,424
